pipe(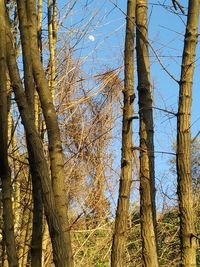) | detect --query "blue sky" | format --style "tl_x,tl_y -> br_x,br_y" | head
148,1 -> 200,207
58,0 -> 200,210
